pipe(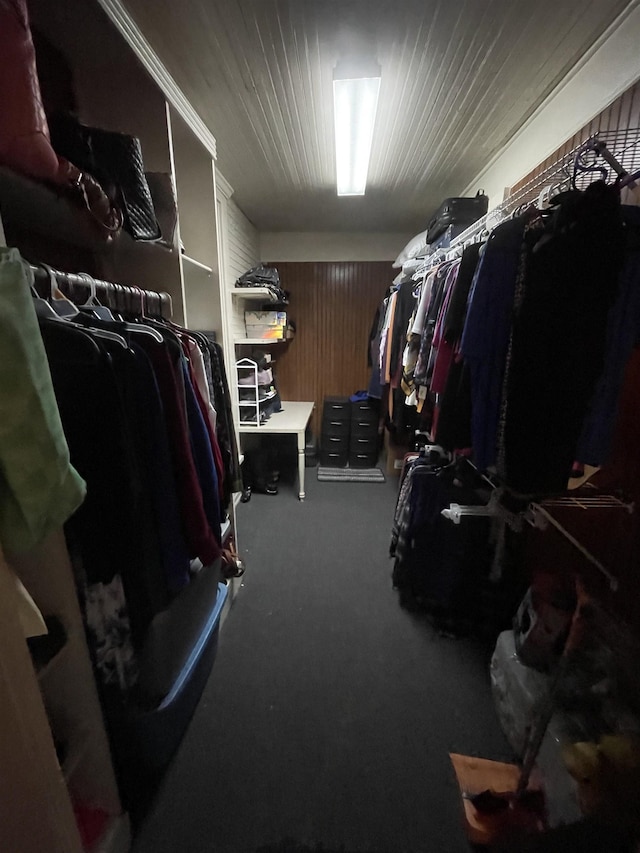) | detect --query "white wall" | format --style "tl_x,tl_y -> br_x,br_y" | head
260,231 -> 411,262
215,173 -> 260,344
224,196 -> 260,283
462,0 -> 640,206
